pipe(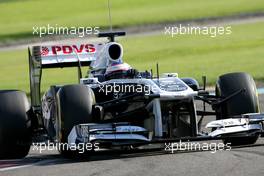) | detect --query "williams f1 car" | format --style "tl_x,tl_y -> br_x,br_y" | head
0,32 -> 264,158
